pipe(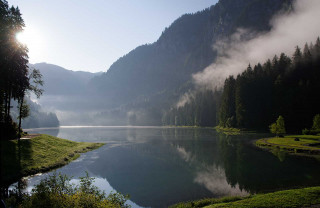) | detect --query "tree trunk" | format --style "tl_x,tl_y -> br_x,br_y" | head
6,90 -> 11,123
4,92 -> 8,120
18,96 -> 24,139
